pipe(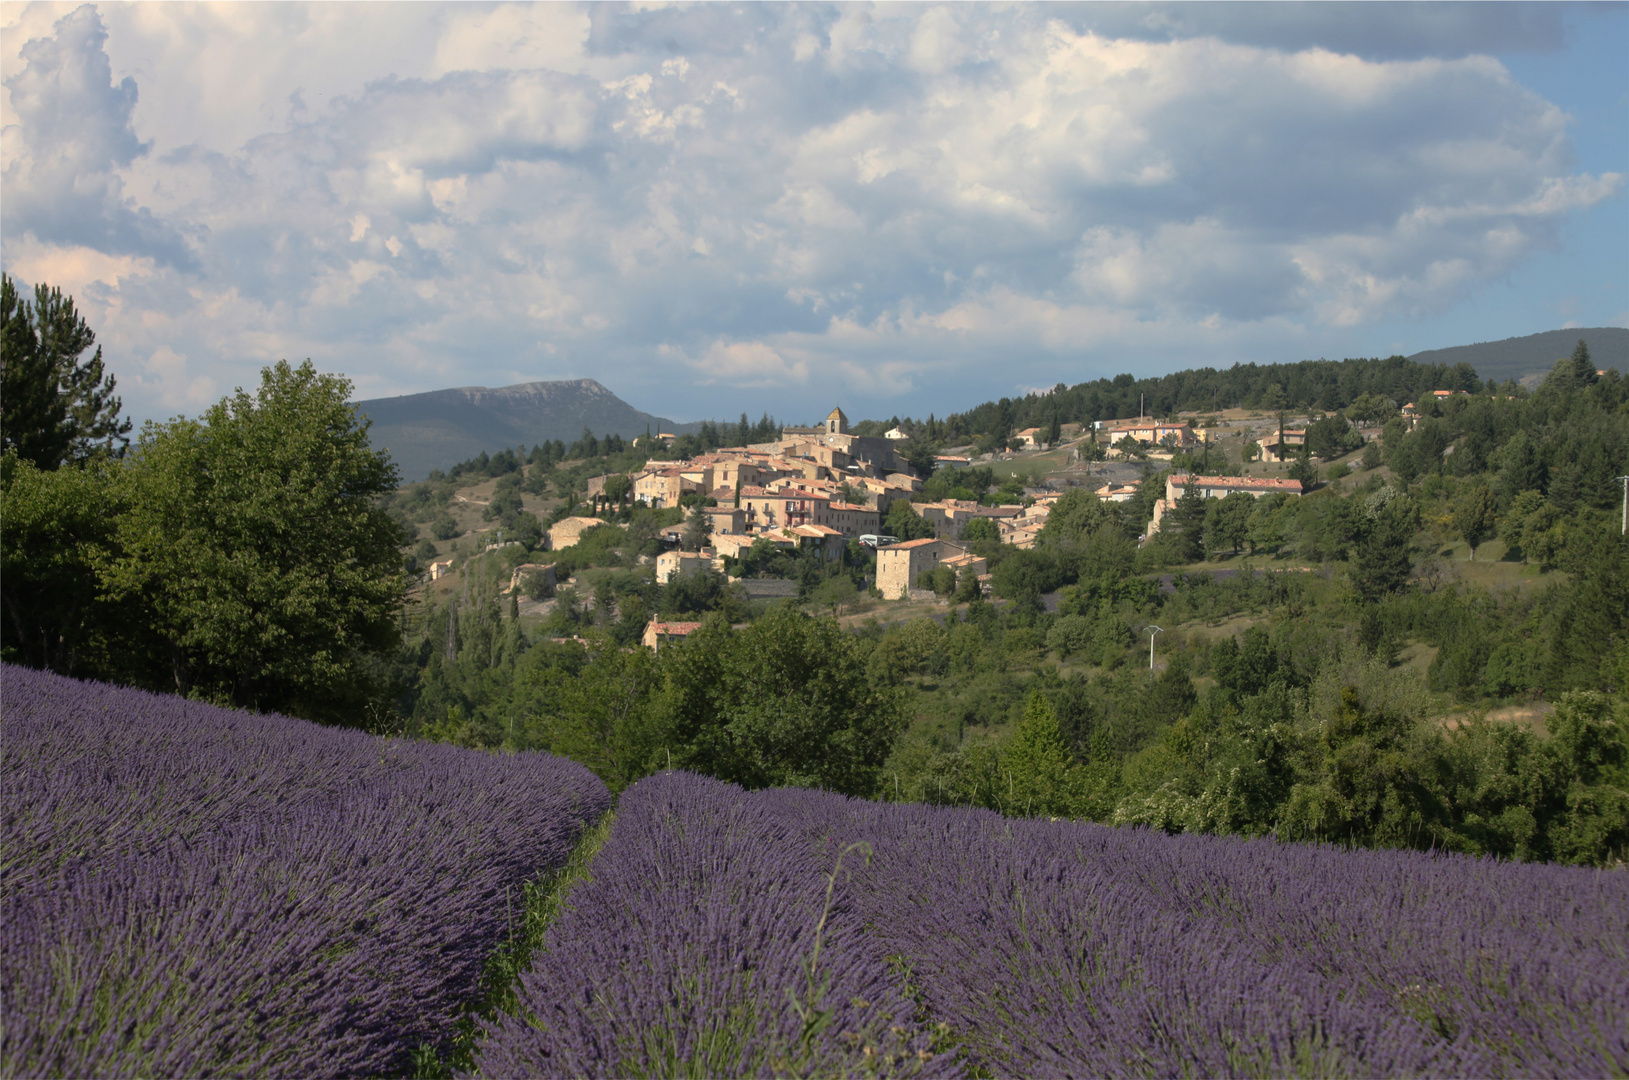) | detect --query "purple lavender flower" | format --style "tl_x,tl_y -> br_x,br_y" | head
1,665 -> 610,1077
474,772 -> 954,1078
